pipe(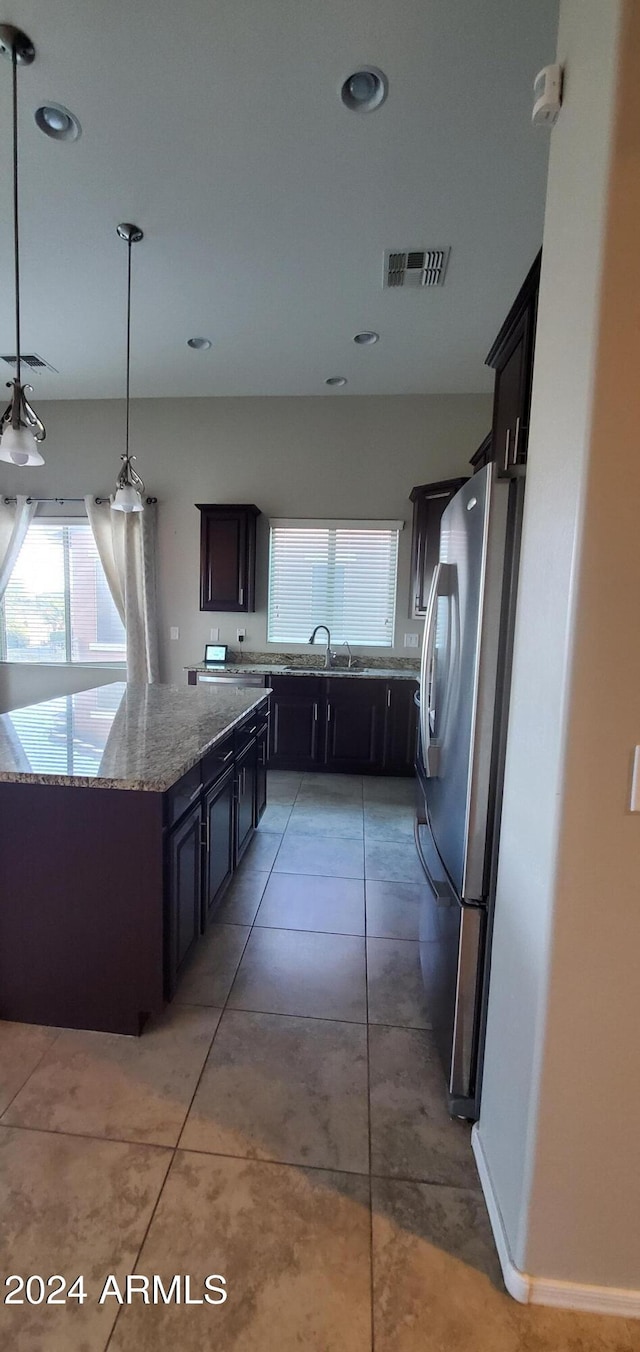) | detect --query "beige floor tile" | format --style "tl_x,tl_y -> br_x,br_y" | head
369,1024 -> 478,1187
109,1151 -> 372,1351
0,1125 -> 170,1352
227,927 -> 367,1022
180,1009 -> 369,1172
214,870 -> 269,925
371,1176 -> 520,1352
0,1020 -> 59,1115
3,1005 -> 220,1147
174,923 -> 250,1006
256,872 -> 365,935
367,937 -> 432,1029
